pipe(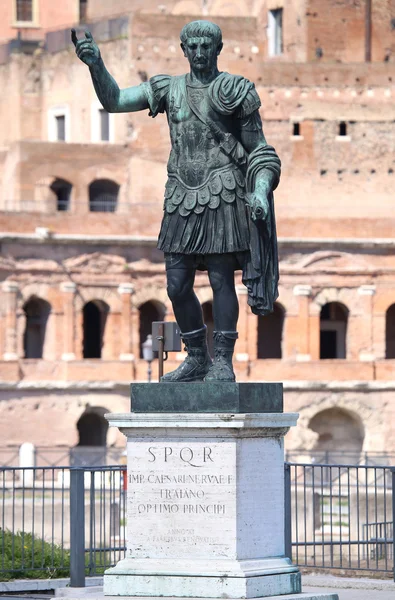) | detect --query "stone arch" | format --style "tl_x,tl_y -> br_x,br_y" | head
139,300 -> 167,358
75,287 -> 122,313
22,296 -> 51,359
34,174 -> 75,211
81,163 -> 126,181
50,177 -> 72,211
385,303 -> 395,358
19,284 -> 51,307
71,406 -> 109,466
76,406 -> 109,446
311,288 -> 352,316
320,301 -> 349,359
257,301 -> 285,359
18,285 -> 52,358
308,407 -> 364,458
132,287 -> 168,310
89,178 -> 120,212
294,394 -> 383,455
82,300 -> 109,359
